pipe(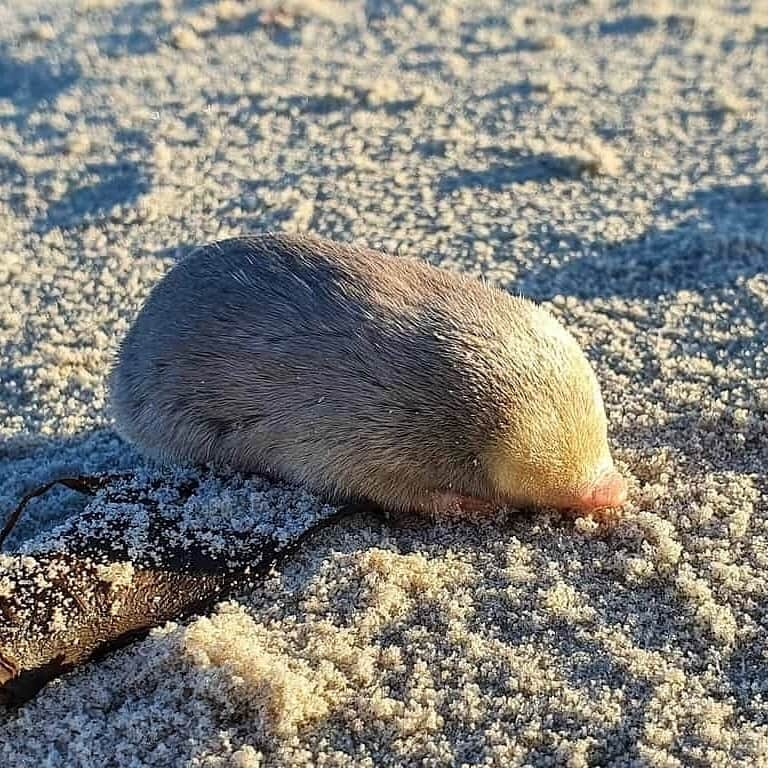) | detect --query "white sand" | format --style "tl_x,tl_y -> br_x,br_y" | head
1,0 -> 767,765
